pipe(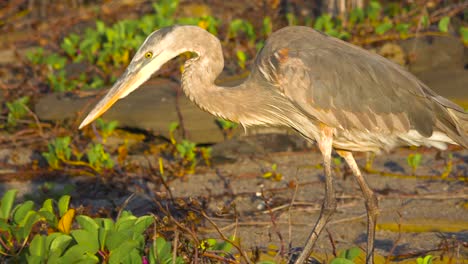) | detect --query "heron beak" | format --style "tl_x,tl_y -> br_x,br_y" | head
79,49 -> 174,129
79,68 -> 143,129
